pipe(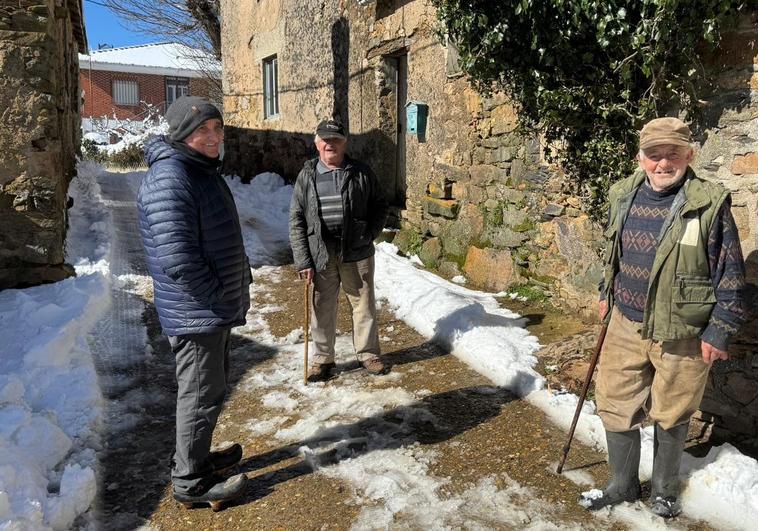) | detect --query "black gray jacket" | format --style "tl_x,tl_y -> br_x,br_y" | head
289,156 -> 388,271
